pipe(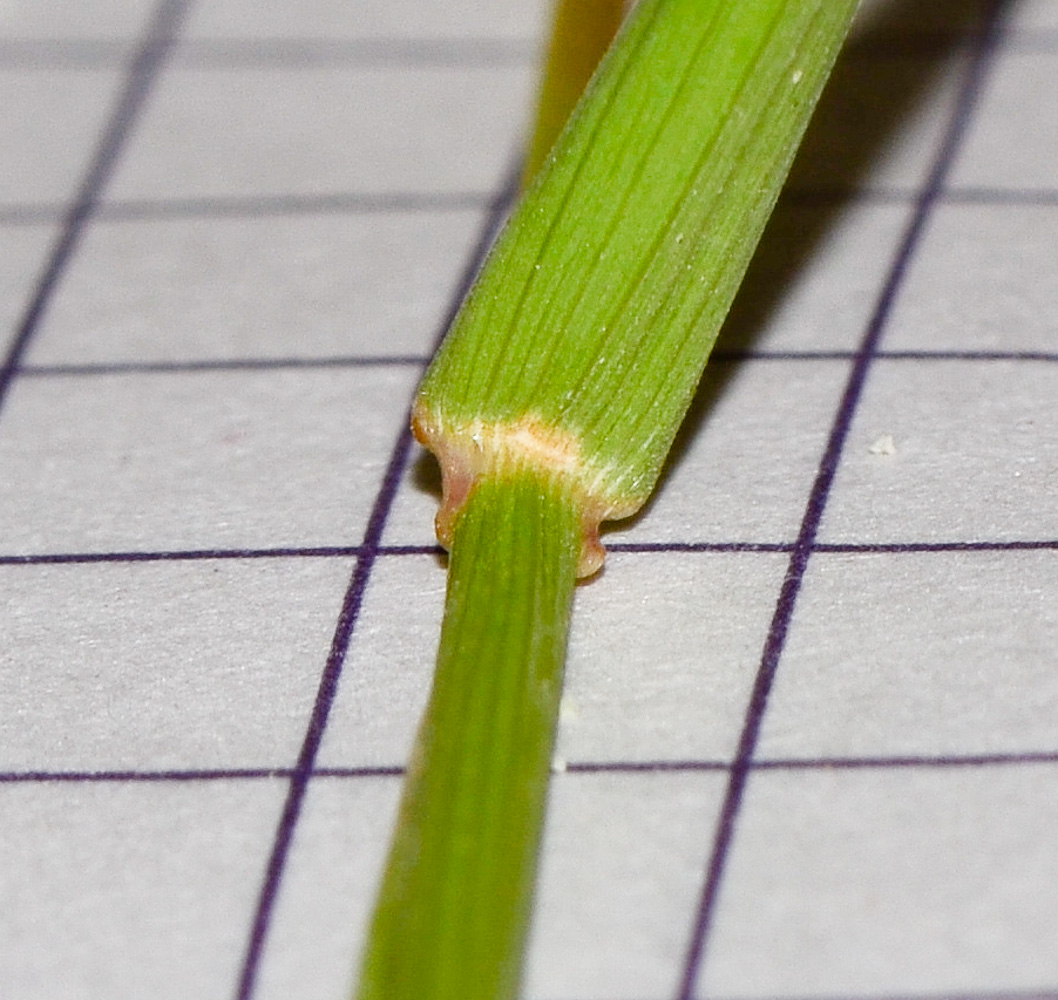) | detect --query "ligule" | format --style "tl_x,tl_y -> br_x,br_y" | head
410,409 -> 619,576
